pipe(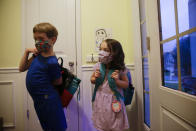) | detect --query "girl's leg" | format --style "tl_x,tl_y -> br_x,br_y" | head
96,127 -> 105,131
96,129 -> 104,131
110,129 -> 122,131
